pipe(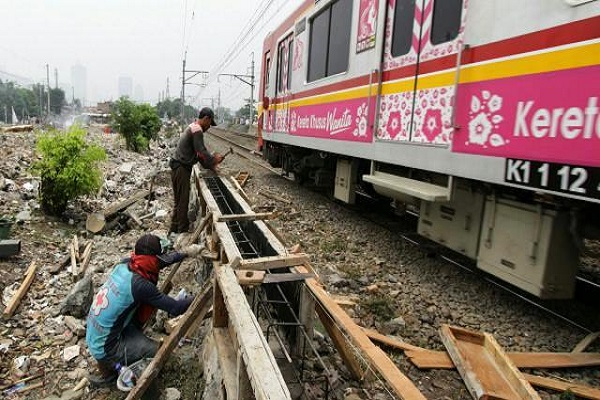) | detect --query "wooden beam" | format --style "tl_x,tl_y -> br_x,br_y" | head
215,259 -> 291,400
103,189 -> 151,218
362,327 -> 425,352
439,325 -> 540,400
572,332 -> 600,353
70,243 -> 78,278
3,261 -> 37,318
125,283 -> 213,400
80,242 -> 93,275
315,302 -> 365,380
259,191 -> 292,205
158,212 -> 212,294
404,349 -> 600,369
217,212 -> 273,222
239,254 -> 309,271
236,270 -> 266,286
523,373 -> 600,400
297,266 -> 426,400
